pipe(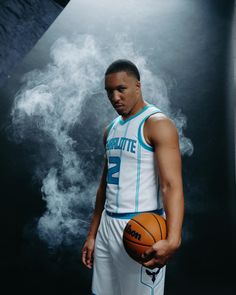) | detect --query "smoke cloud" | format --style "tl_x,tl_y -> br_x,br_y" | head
11,33 -> 193,248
